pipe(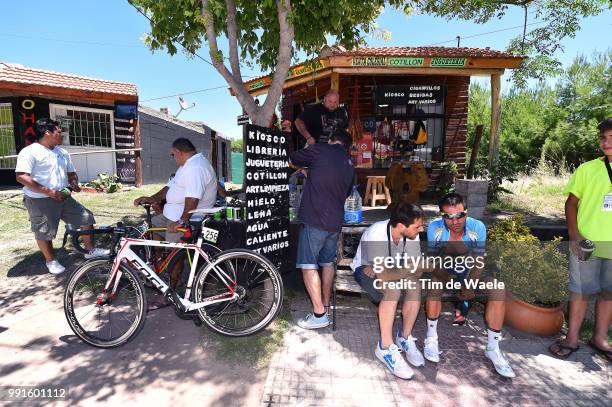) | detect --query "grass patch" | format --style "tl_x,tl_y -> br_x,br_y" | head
0,184 -> 164,275
488,164 -> 569,218
202,289 -> 294,369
